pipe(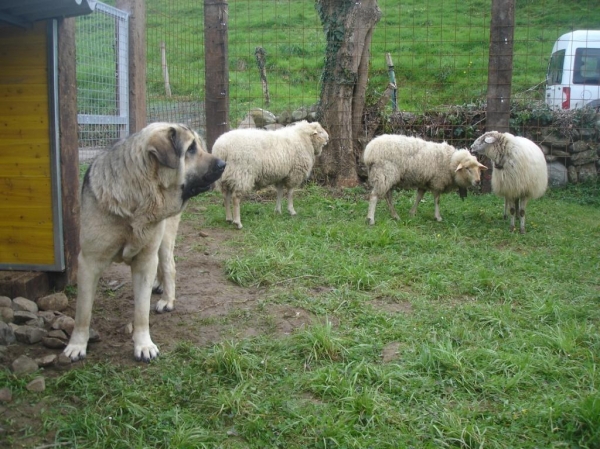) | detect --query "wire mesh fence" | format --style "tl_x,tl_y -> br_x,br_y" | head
75,1 -> 129,162
144,0 -> 599,120
76,1 -> 599,180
